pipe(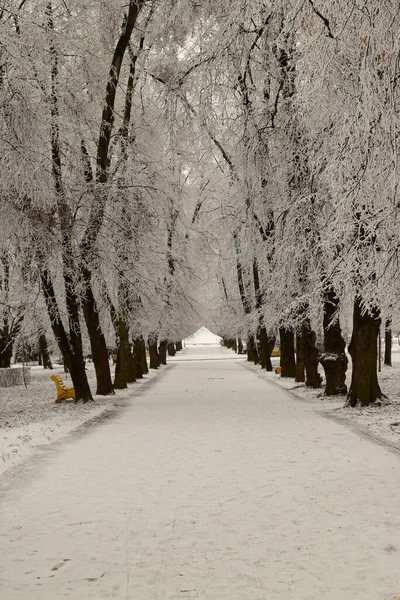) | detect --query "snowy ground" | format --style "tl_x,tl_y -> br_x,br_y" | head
0,362 -> 161,476
1,343 -> 399,479
1,345 -> 400,599
247,349 -> 400,450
